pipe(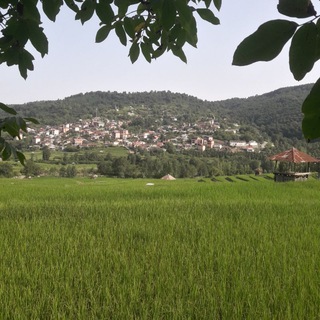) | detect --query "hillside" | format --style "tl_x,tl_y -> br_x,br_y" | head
9,91 -> 220,126
216,84 -> 312,141
7,84 -> 313,144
